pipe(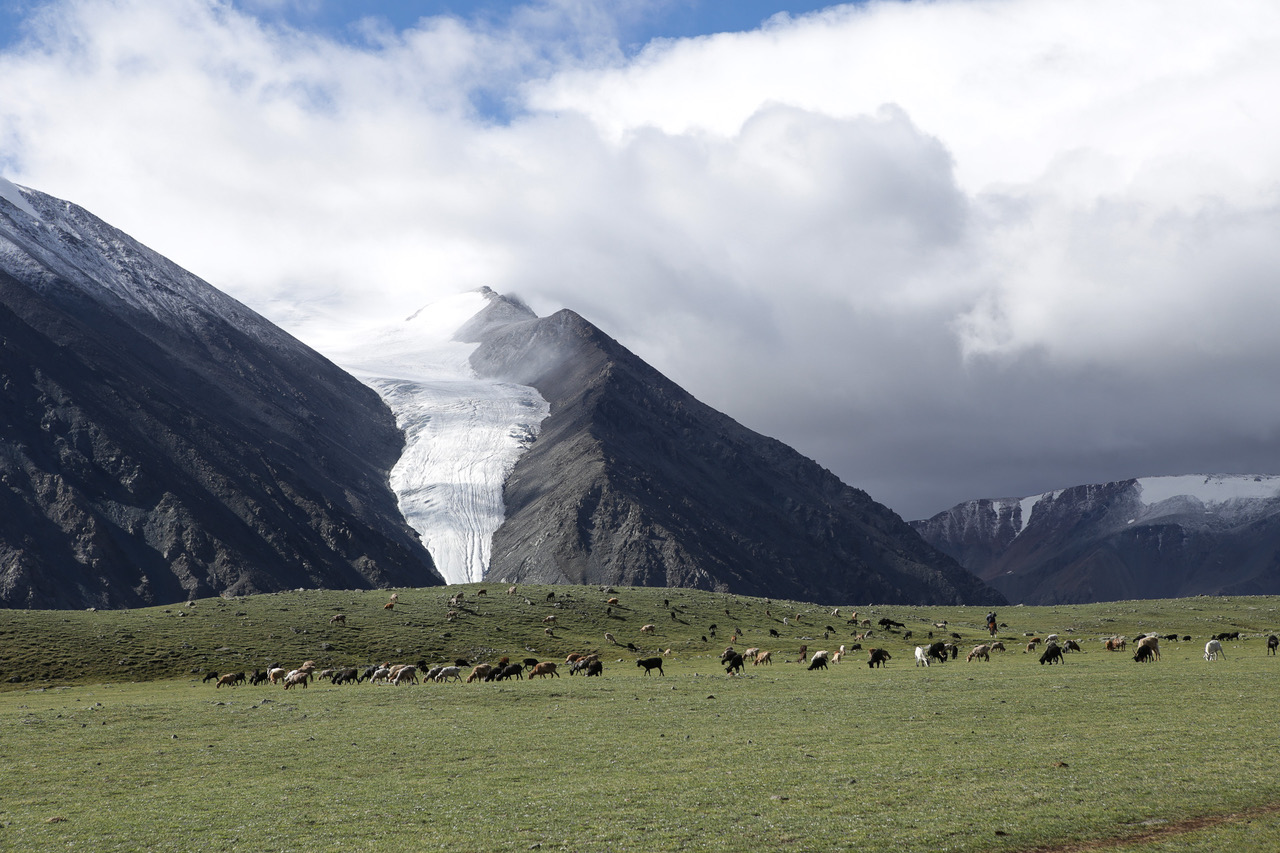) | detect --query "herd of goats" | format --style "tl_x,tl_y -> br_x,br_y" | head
200,590 -> 1279,689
